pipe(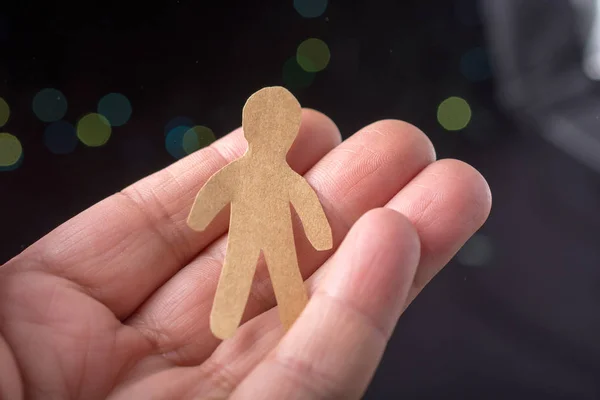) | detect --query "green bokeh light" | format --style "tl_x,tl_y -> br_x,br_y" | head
33,88 -> 68,122
0,98 -> 9,127
297,38 -> 331,72
437,96 -> 472,131
283,57 -> 315,91
98,93 -> 132,127
0,133 -> 22,168
77,113 -> 112,147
